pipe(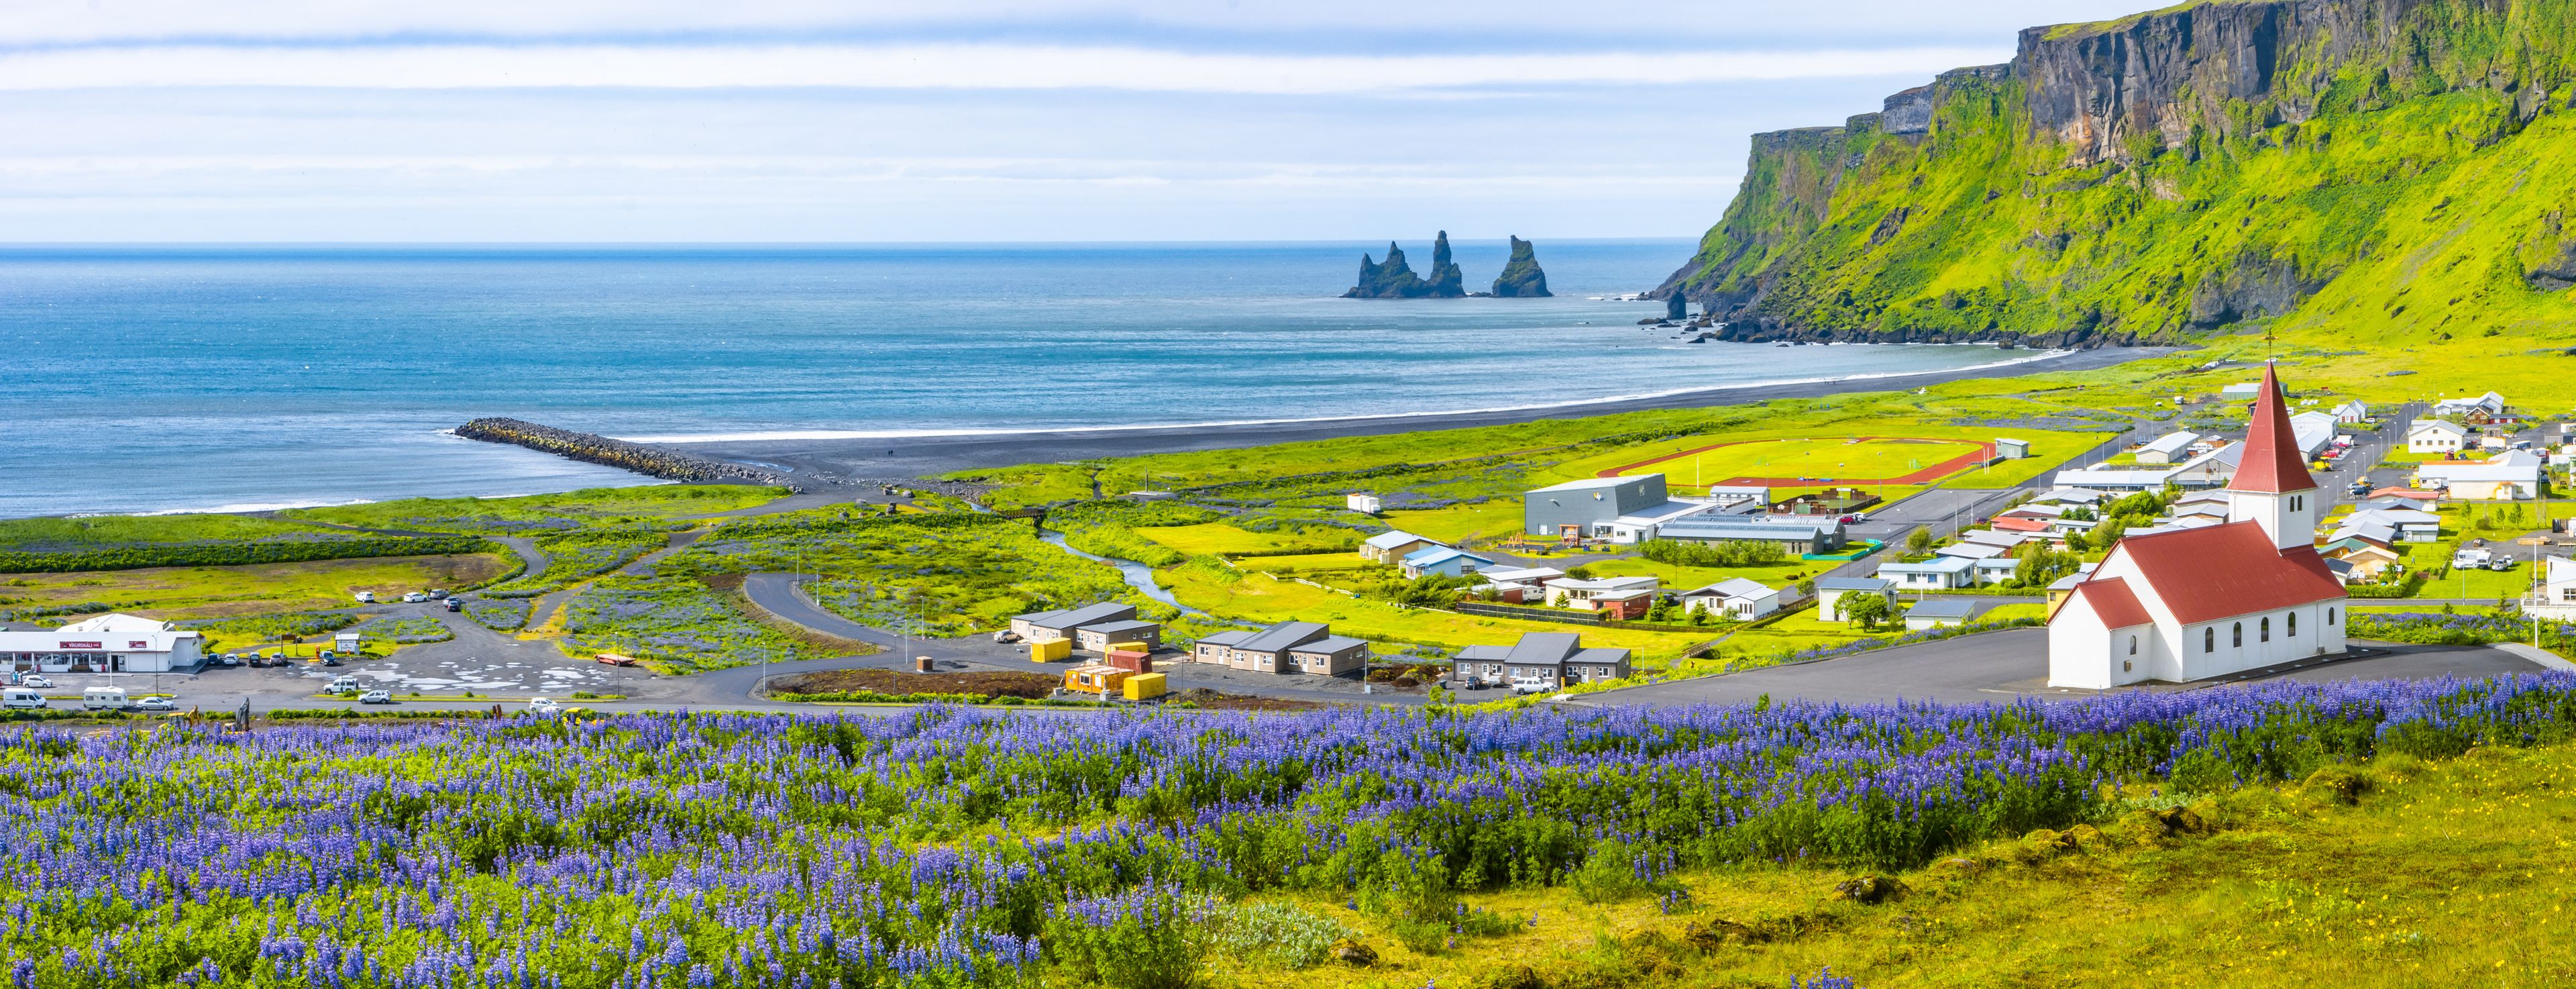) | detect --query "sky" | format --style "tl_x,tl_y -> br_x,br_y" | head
0,1 -> 2155,242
